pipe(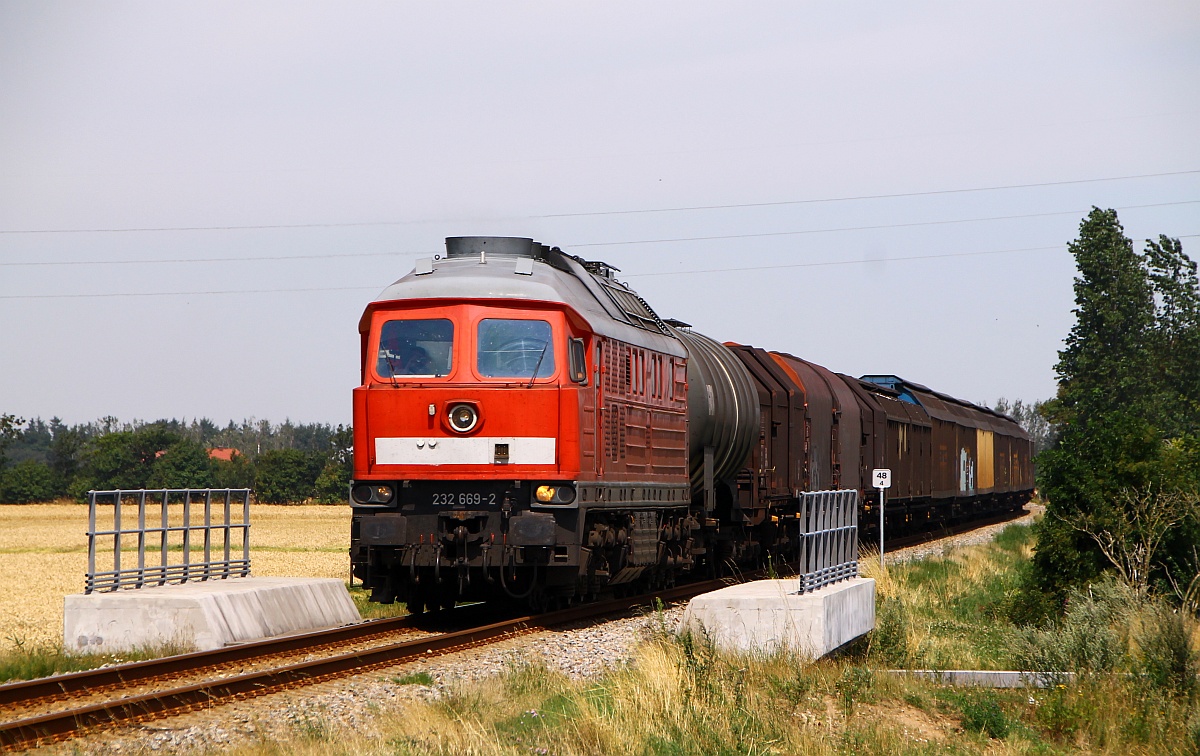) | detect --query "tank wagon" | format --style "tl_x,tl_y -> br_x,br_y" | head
349,237 -> 1033,611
